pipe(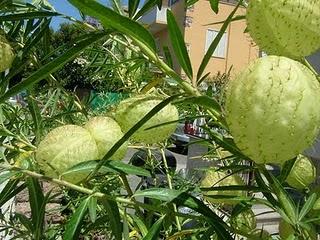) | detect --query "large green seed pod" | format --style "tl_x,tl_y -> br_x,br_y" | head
248,229 -> 271,240
246,0 -> 320,59
36,125 -> 99,183
200,169 -> 245,205
114,95 -> 179,144
84,116 -> 128,160
286,155 -> 316,190
226,56 -> 320,164
230,209 -> 256,232
0,35 -> 14,72
279,220 -> 317,240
